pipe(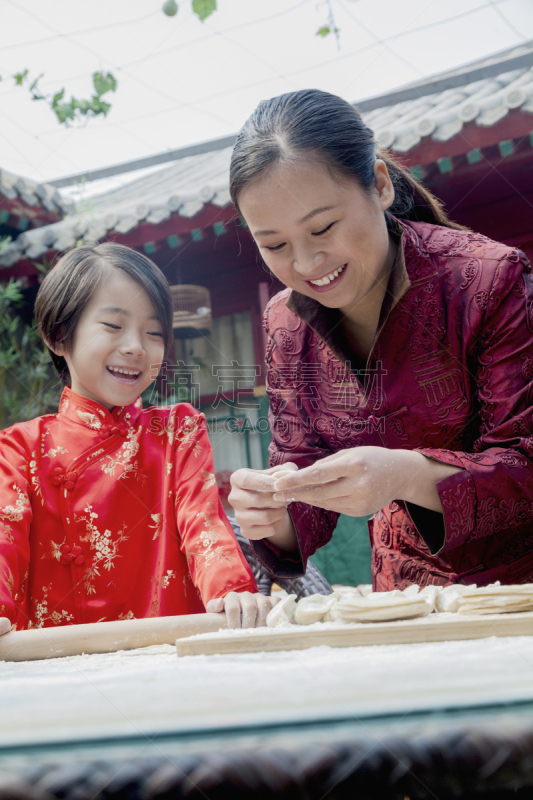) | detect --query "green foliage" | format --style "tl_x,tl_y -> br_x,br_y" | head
7,69 -> 117,127
50,71 -> 117,125
0,280 -> 61,430
315,0 -> 340,48
13,69 -> 28,86
316,24 -> 339,38
192,0 -> 217,22
2,3 -> 336,128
